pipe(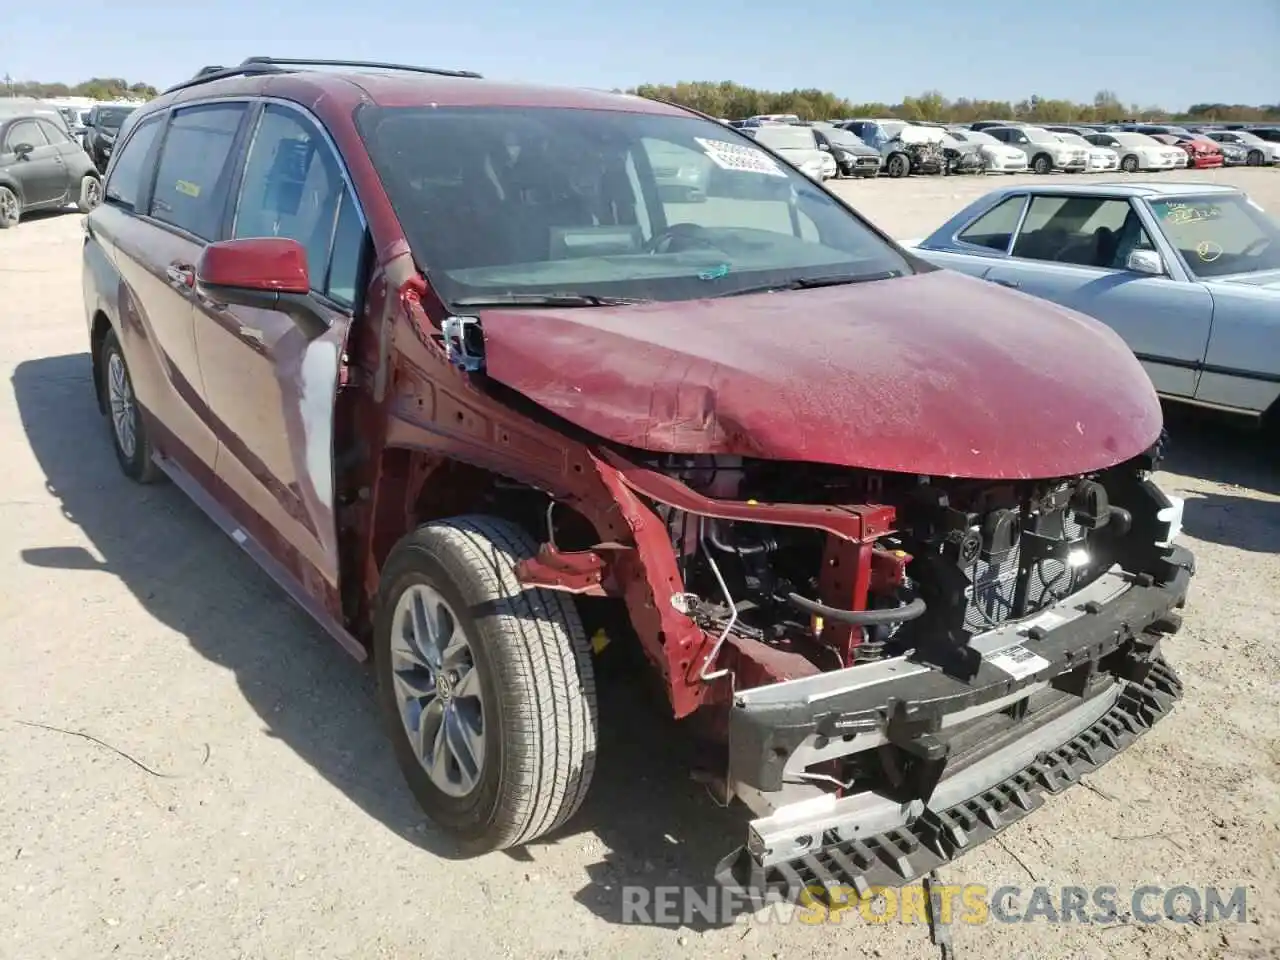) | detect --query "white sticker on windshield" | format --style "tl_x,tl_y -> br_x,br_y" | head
695,137 -> 787,177
985,643 -> 1051,681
